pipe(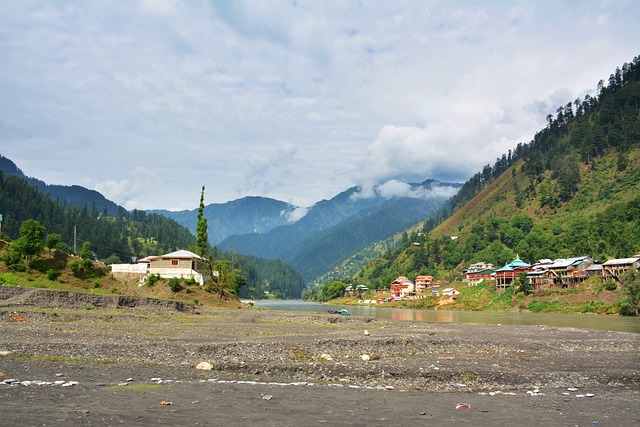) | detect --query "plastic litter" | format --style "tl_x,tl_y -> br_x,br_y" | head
455,403 -> 471,409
